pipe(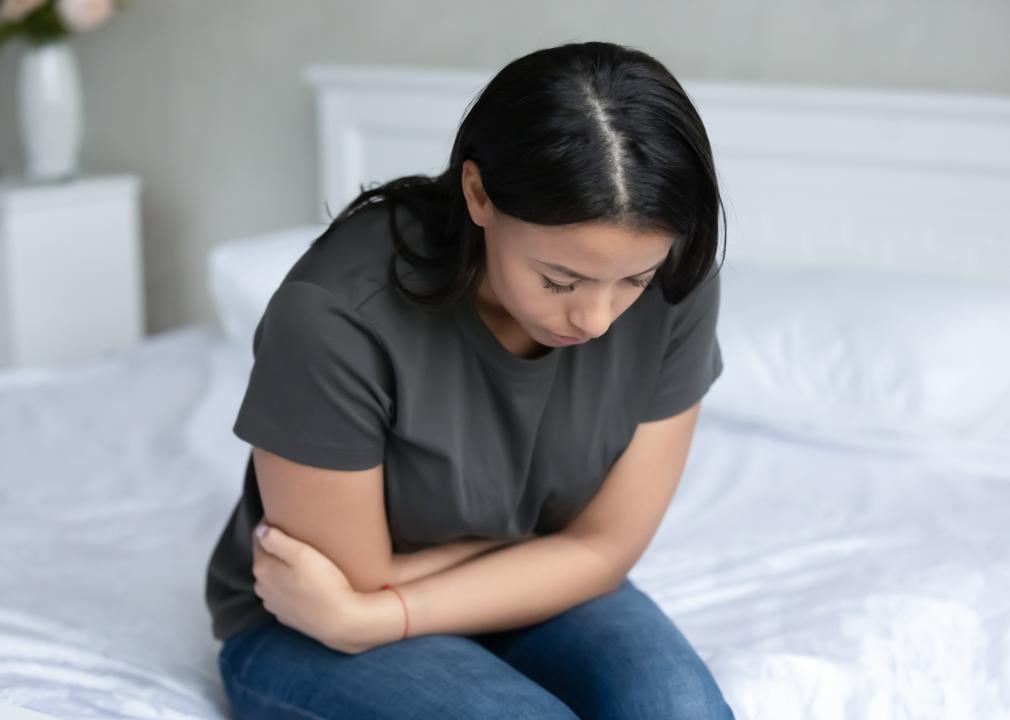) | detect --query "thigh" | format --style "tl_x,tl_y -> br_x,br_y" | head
470,578 -> 735,720
217,614 -> 580,720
